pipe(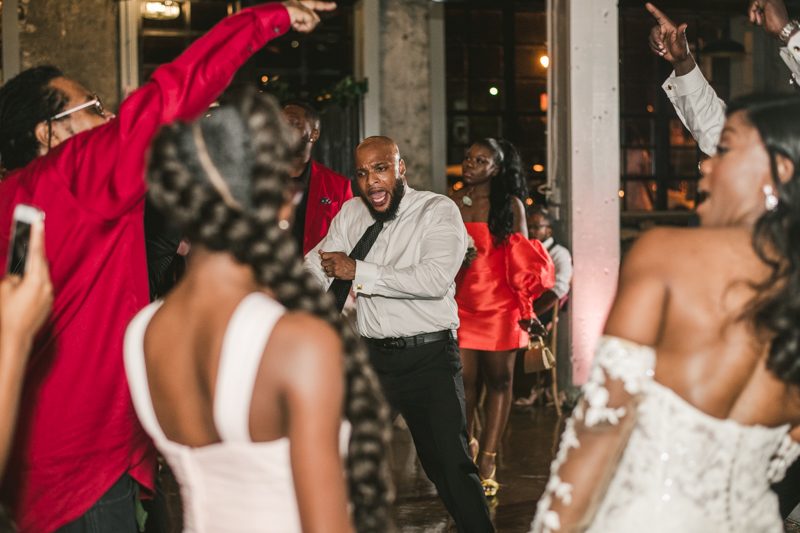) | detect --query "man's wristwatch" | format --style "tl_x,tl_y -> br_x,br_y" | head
780,20 -> 800,46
